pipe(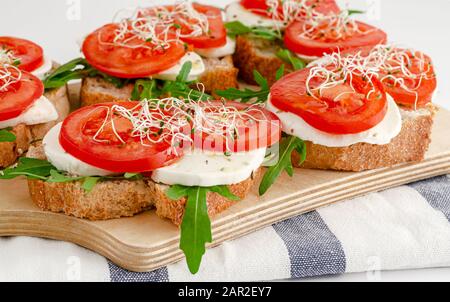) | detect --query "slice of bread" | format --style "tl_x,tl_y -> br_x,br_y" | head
0,85 -> 70,168
293,106 -> 436,172
80,55 -> 239,107
148,170 -> 260,226
234,35 -> 293,86
26,145 -> 259,223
